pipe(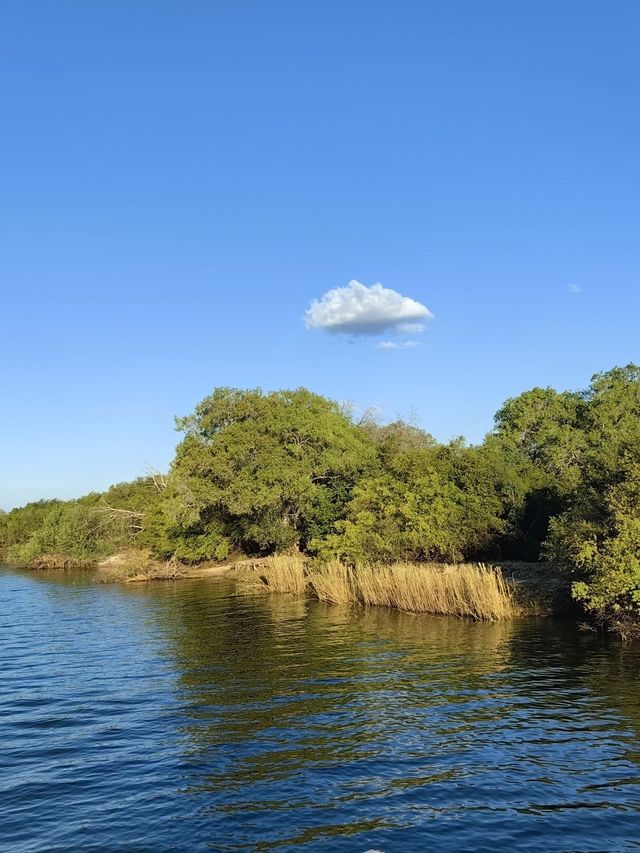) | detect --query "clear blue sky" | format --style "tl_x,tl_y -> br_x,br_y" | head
2,1 -> 639,510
